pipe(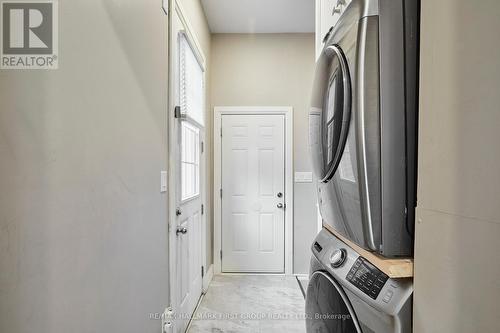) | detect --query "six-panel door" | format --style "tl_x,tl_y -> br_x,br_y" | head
221,114 -> 285,273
